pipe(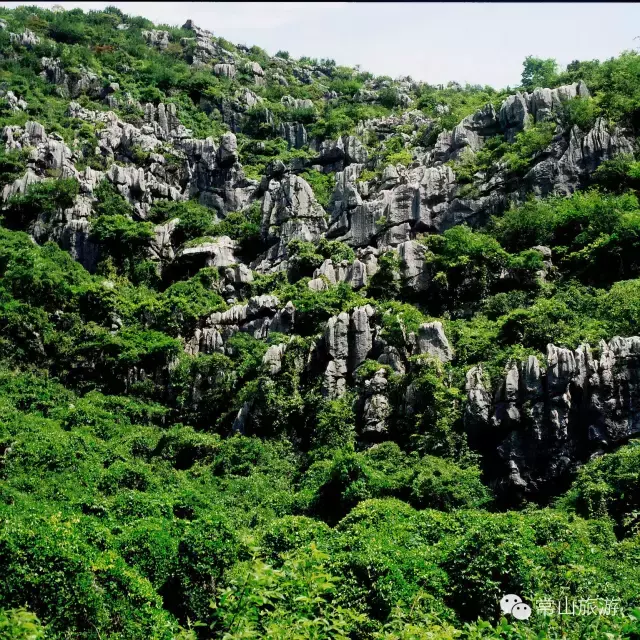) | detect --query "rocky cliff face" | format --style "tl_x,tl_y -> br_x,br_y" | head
466,337 -> 640,500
